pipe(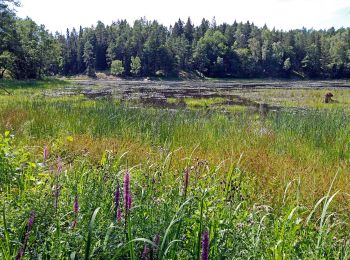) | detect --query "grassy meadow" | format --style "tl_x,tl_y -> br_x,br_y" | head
0,79 -> 350,259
